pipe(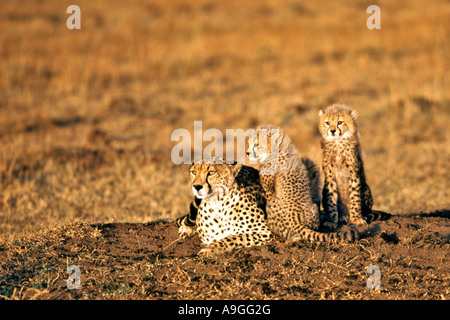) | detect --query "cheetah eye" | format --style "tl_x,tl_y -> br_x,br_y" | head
190,170 -> 196,176
208,170 -> 217,176
325,121 -> 330,126
337,121 -> 343,126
